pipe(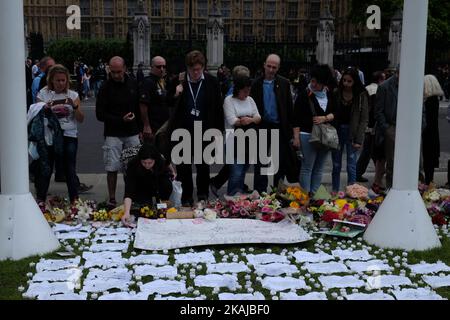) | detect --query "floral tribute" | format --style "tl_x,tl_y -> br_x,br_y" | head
37,183 -> 450,228
277,185 -> 310,210
208,192 -> 285,222
421,186 -> 450,226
